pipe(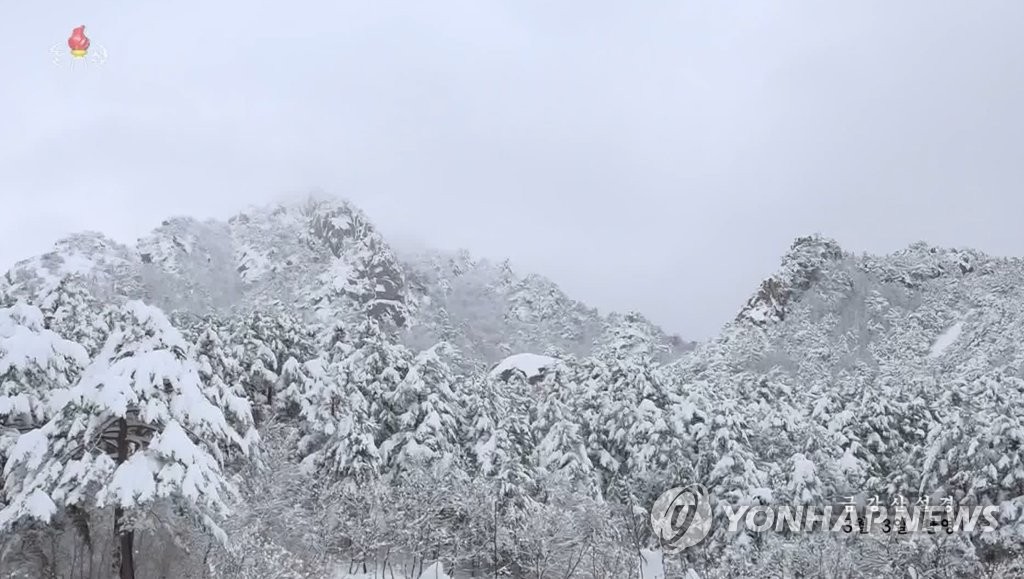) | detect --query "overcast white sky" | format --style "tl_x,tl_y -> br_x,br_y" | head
2,1 -> 1024,339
